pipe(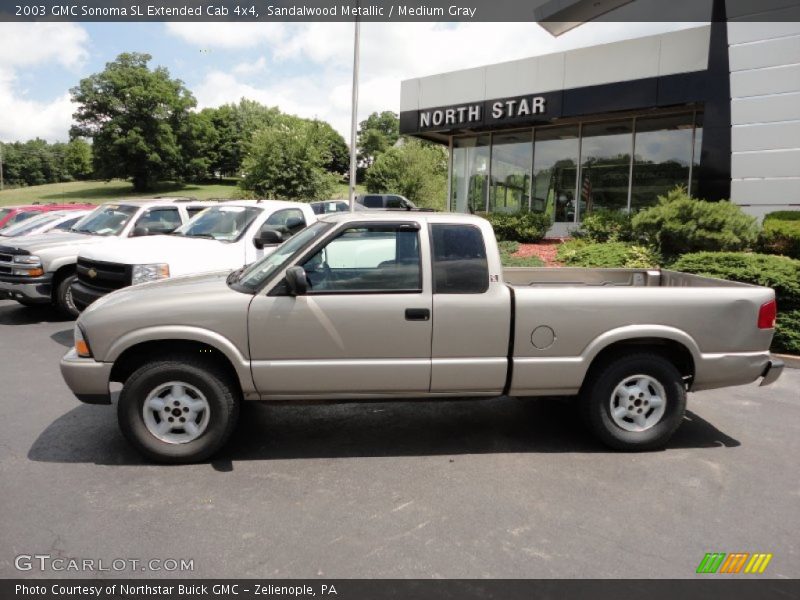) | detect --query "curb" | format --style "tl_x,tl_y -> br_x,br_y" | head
773,353 -> 800,369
